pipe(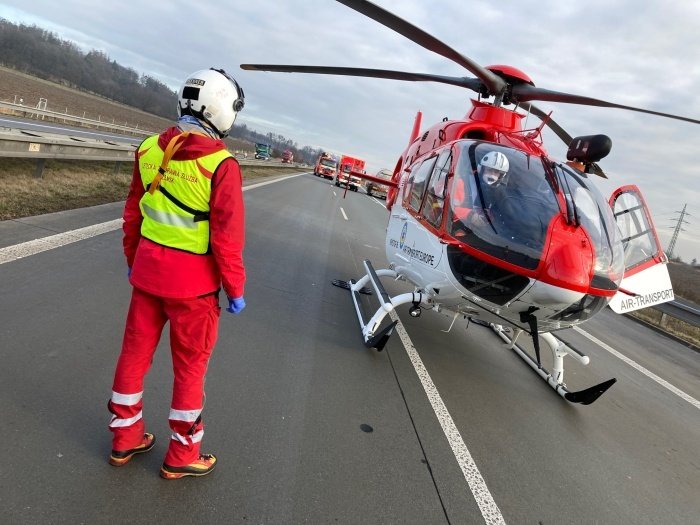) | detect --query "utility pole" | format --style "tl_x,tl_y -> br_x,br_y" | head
667,203 -> 690,259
